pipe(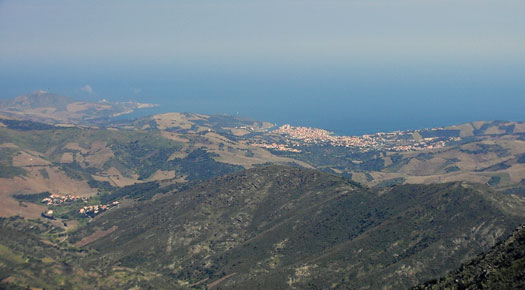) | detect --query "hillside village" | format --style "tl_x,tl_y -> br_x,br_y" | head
41,194 -> 87,205
271,124 -> 460,151
79,201 -> 120,217
39,193 -> 120,219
